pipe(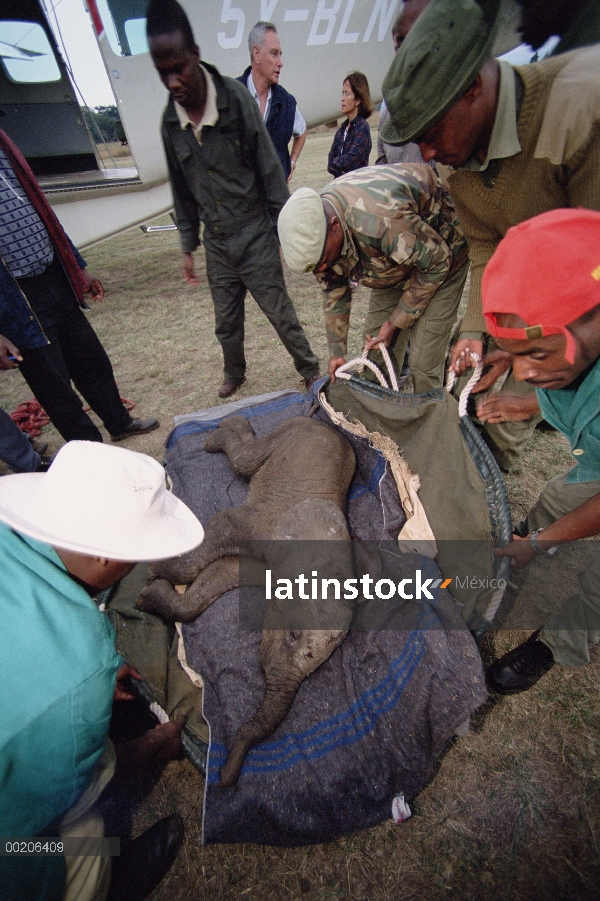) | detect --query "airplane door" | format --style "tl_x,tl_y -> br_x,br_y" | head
0,0 -> 99,176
